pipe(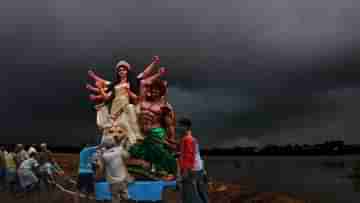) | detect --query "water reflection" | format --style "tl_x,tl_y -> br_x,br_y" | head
321,160 -> 344,168
352,178 -> 360,192
233,160 -> 241,168
207,156 -> 360,202
350,160 -> 360,192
